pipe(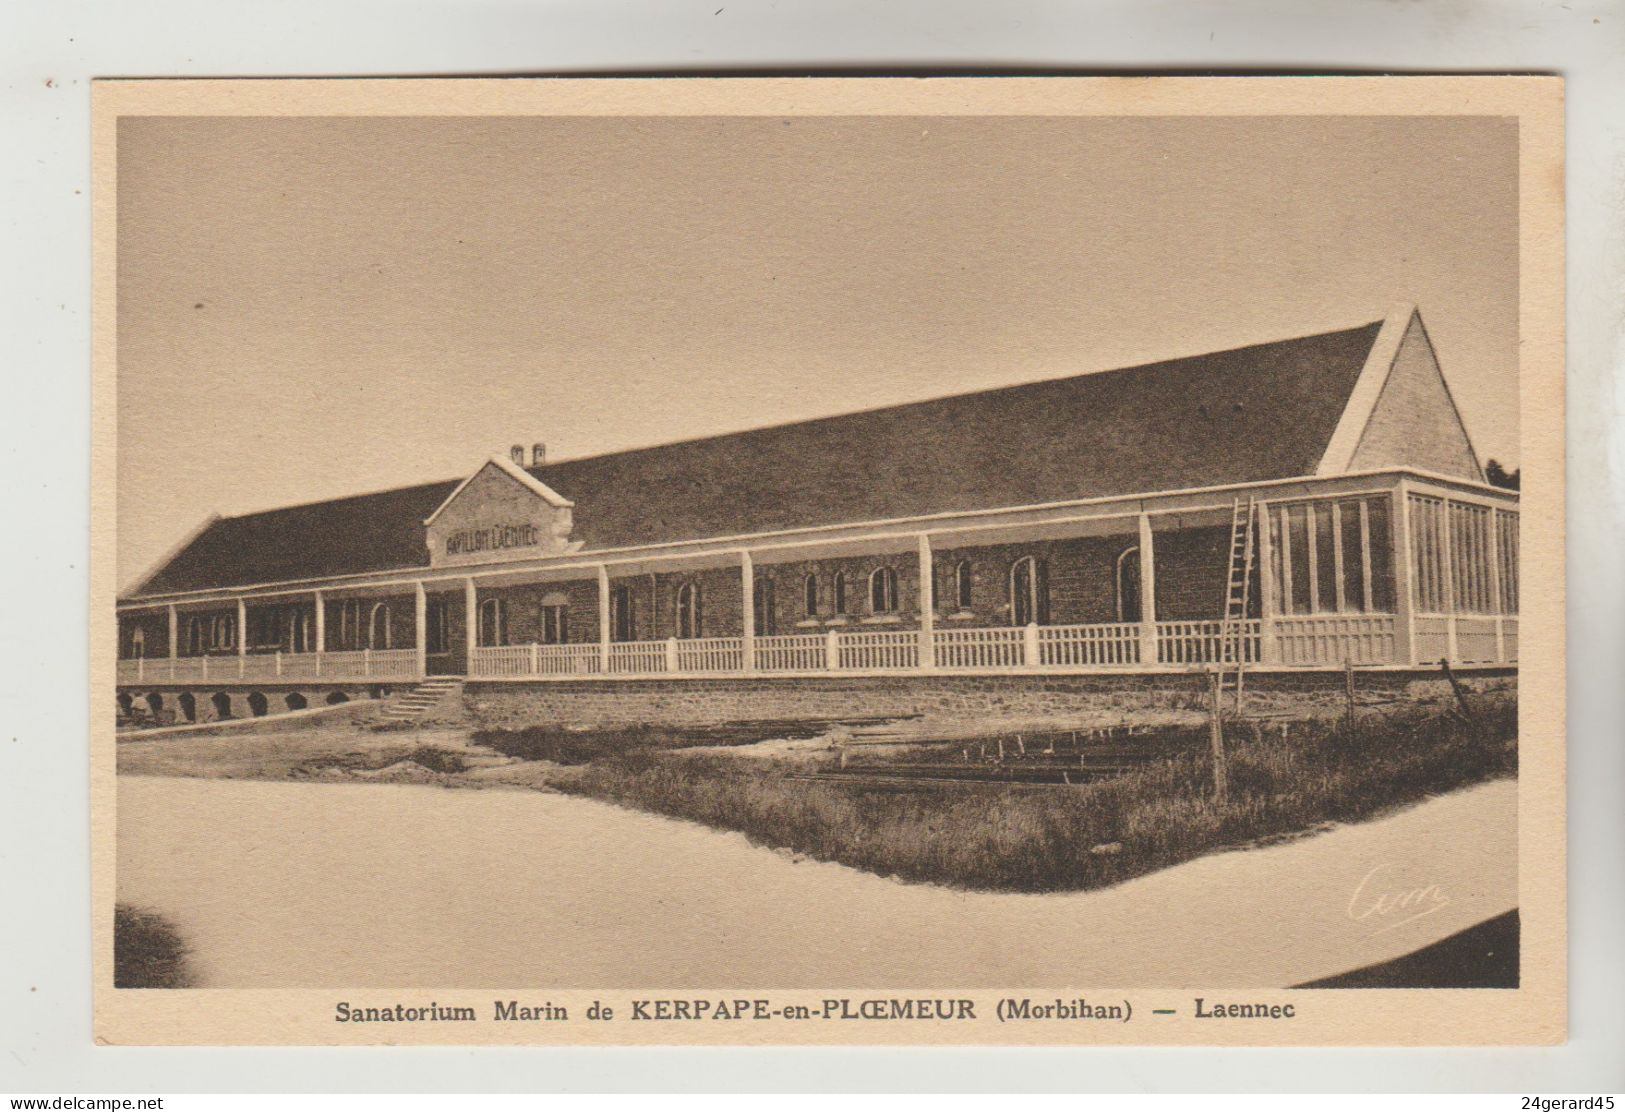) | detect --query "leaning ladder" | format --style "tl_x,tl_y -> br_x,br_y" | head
1218,496 -> 1258,715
